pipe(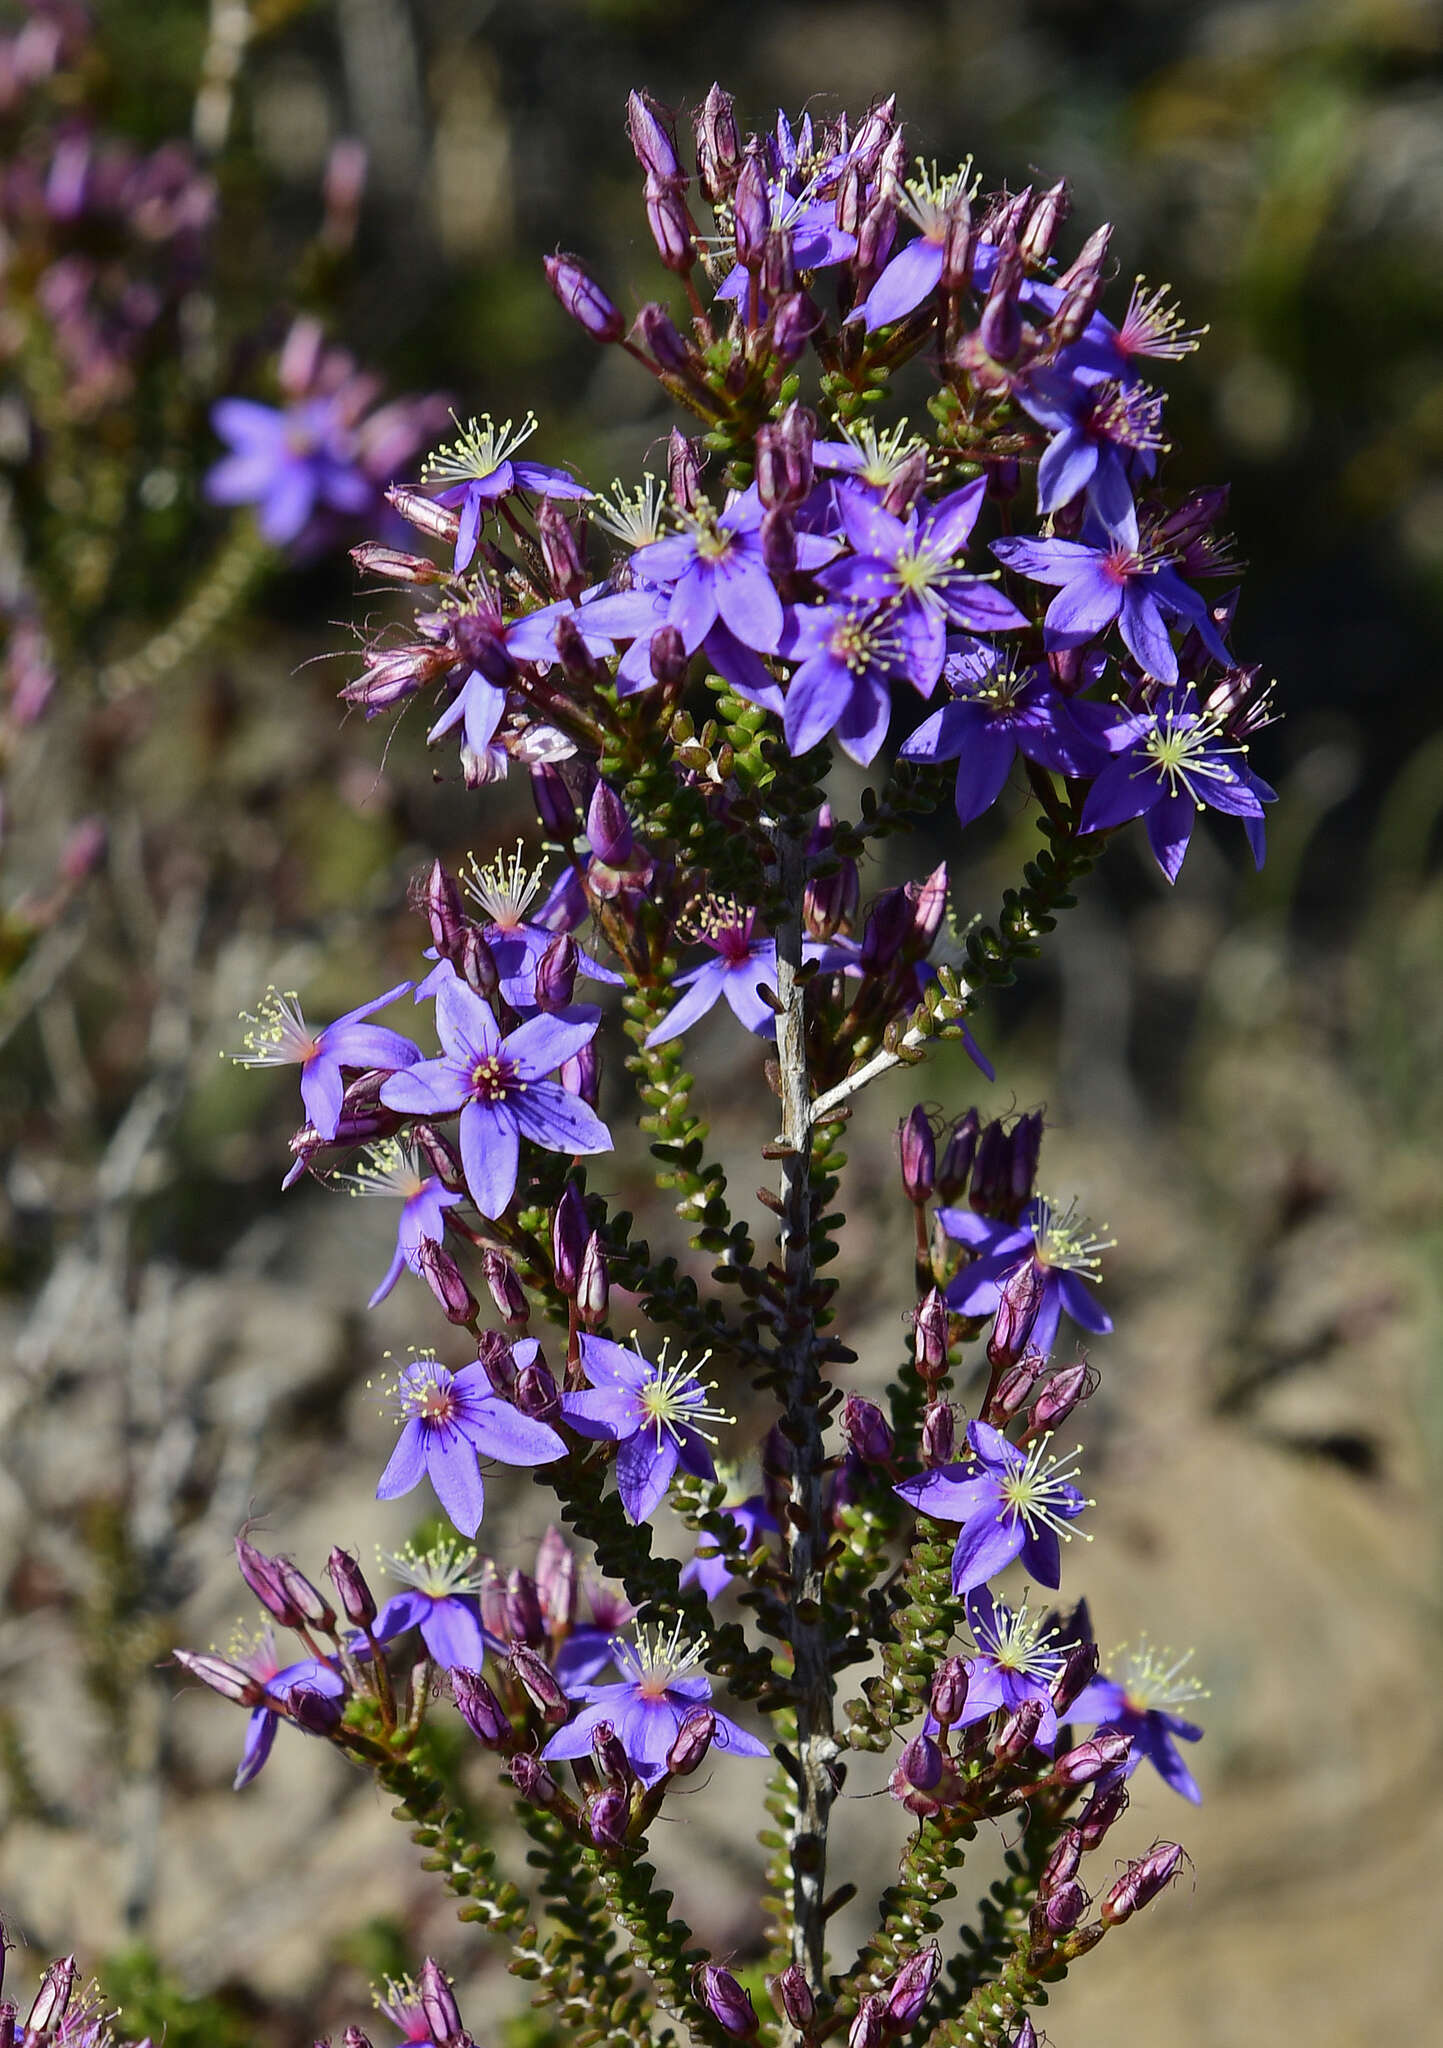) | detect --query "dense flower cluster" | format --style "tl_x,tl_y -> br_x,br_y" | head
193,83 -> 1258,2048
